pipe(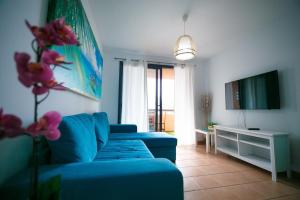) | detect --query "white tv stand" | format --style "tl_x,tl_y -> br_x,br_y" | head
214,125 -> 290,181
